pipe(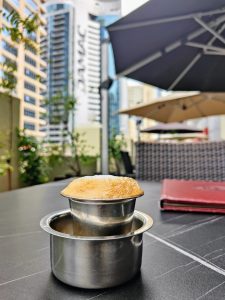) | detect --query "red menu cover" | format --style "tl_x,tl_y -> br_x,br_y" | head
160,179 -> 225,213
